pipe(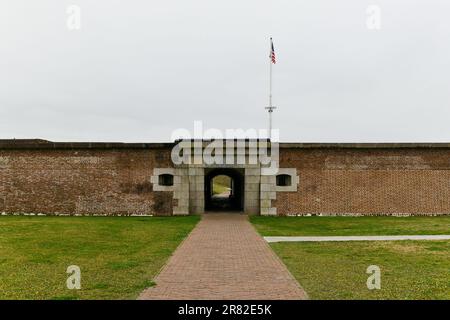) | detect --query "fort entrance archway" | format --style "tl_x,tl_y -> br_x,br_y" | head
204,168 -> 244,212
